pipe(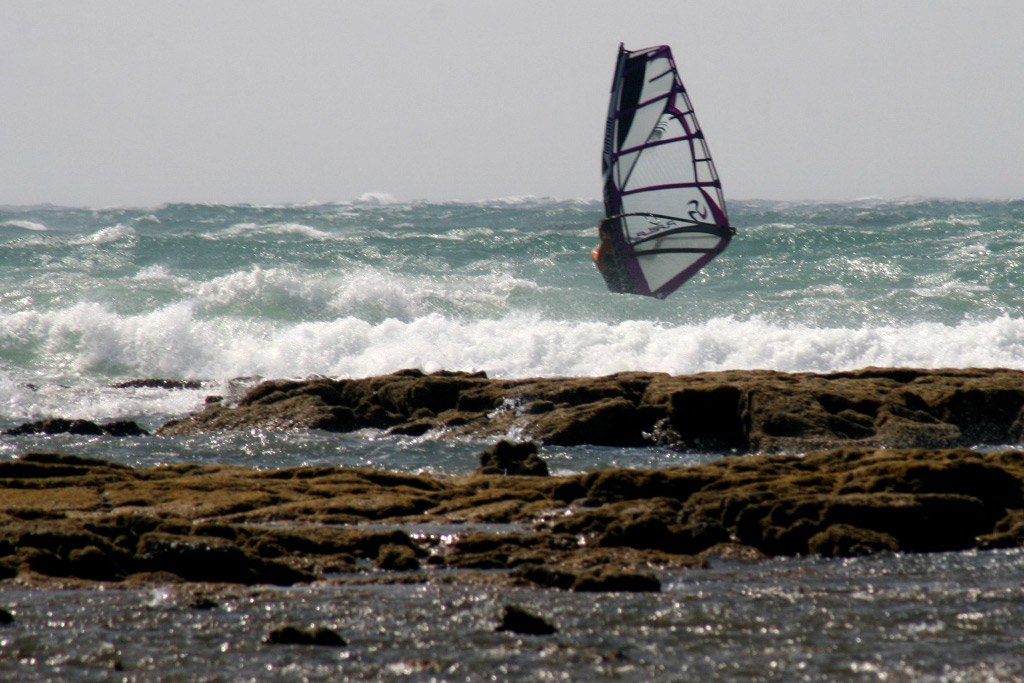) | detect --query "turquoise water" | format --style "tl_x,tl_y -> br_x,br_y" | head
2,197 -> 1023,459
3,198 -> 1024,403
1,197 -> 1023,462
